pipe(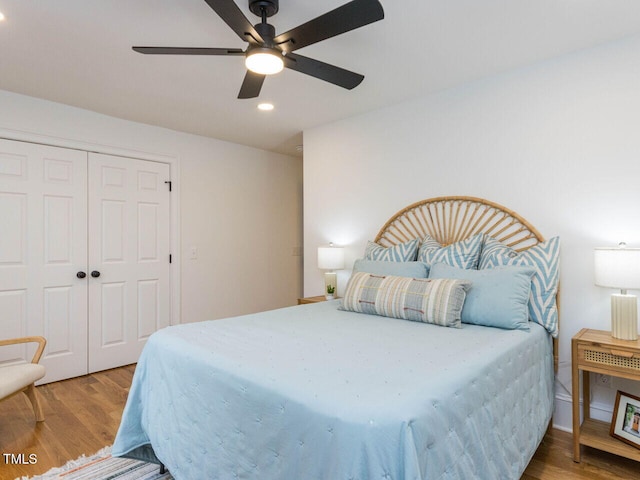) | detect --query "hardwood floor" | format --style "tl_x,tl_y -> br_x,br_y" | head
1,365 -> 639,479
0,365 -> 135,480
